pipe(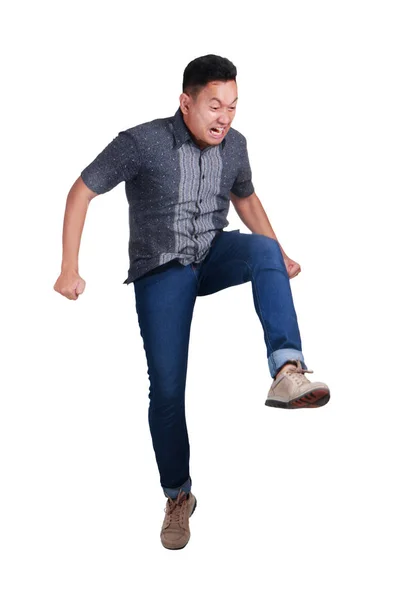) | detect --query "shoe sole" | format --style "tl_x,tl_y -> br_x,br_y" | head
162,497 -> 197,551
265,389 -> 330,409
